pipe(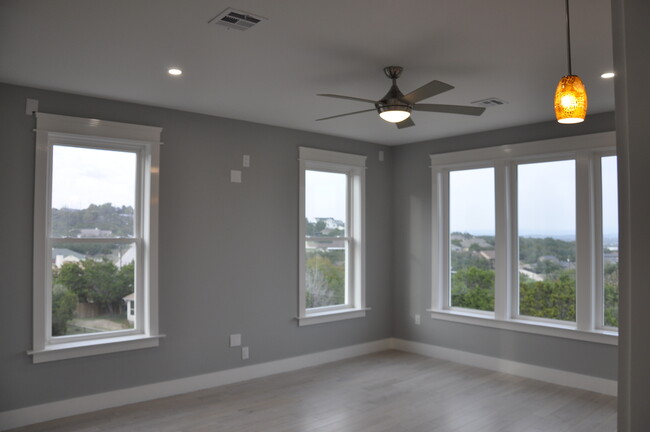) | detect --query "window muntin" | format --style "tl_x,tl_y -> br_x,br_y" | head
517,160 -> 576,322
298,147 -> 366,325
448,167 -> 496,312
601,155 -> 619,328
32,113 -> 161,362
430,132 -> 617,342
